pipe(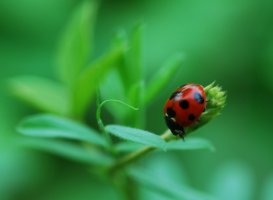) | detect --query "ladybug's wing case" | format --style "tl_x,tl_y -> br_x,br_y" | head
163,91 -> 185,137
163,84 -> 206,138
